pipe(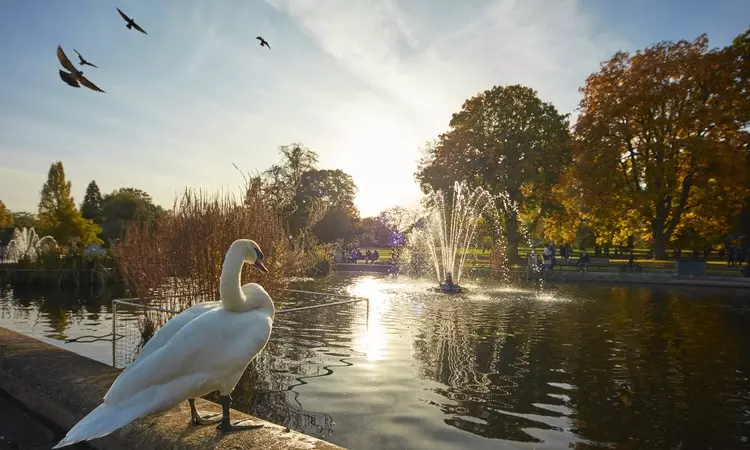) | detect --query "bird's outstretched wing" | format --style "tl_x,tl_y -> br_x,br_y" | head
116,7 -> 131,22
59,70 -> 80,88
85,61 -> 99,68
132,22 -> 147,34
79,76 -> 106,93
57,46 -> 76,73
73,48 -> 83,59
